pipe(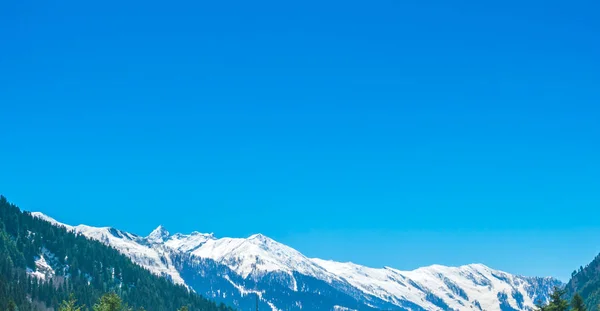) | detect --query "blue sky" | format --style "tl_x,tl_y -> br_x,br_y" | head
1,0 -> 599,281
